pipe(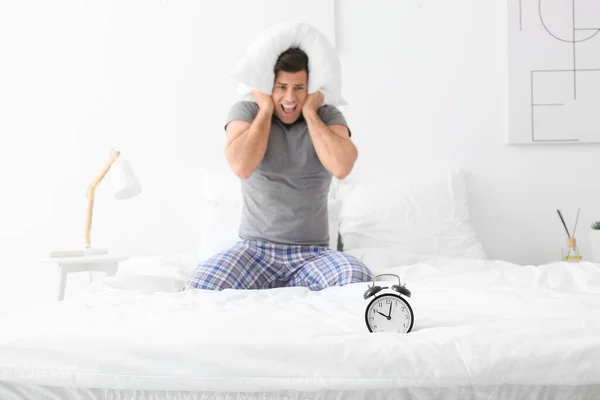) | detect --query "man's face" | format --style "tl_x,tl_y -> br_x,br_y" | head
271,70 -> 308,124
